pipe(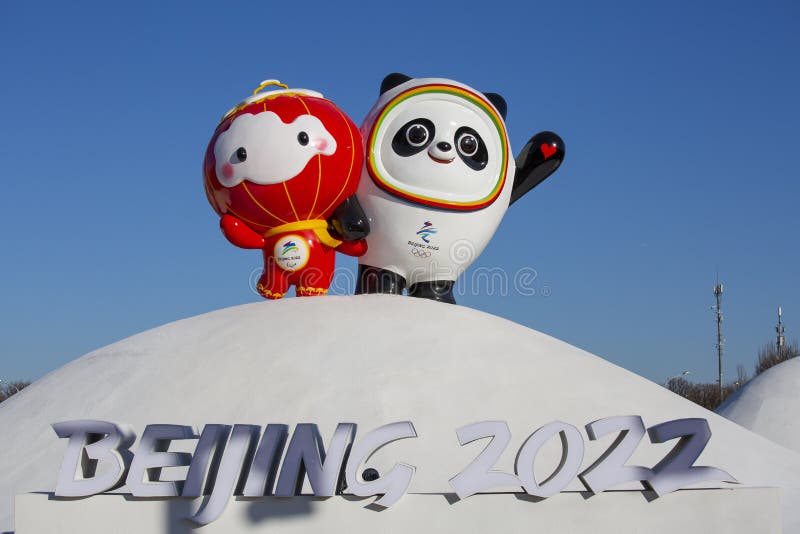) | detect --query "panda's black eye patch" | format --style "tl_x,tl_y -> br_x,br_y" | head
455,127 -> 488,171
392,119 -> 435,157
